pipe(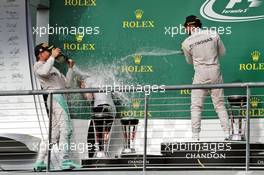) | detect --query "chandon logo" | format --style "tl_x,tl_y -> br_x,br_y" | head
200,0 -> 264,22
